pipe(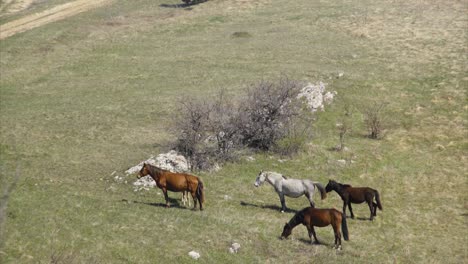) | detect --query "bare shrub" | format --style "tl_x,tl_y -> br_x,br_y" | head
363,102 -> 386,139
208,90 -> 243,162
335,103 -> 353,151
172,76 -> 314,170
238,77 -> 307,150
172,99 -> 213,171
275,119 -> 312,156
